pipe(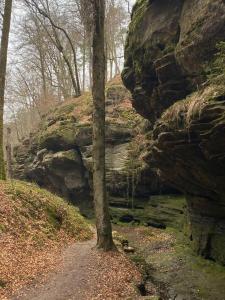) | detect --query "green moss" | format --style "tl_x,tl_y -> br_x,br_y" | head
130,0 -> 149,33
0,147 -> 6,180
47,103 -> 76,123
124,224 -> 225,300
39,122 -> 79,149
206,41 -> 225,84
2,180 -> 93,241
111,195 -> 185,229
211,234 -> 225,264
56,103 -> 76,115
